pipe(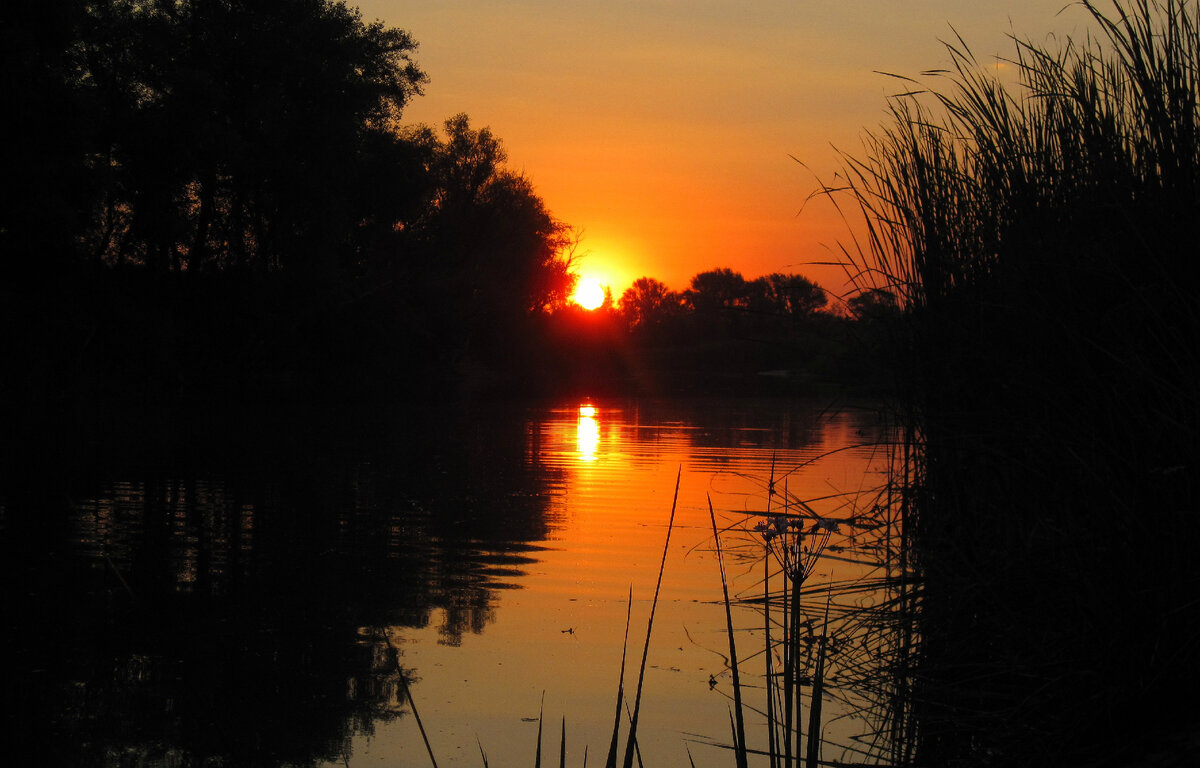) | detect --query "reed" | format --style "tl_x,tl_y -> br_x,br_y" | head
696,441 -> 915,768
559,716 -> 566,768
535,692 -> 544,768
708,495 -> 749,768
604,586 -> 633,768
389,634 -> 438,768
826,0 -> 1200,764
619,467 -> 681,768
